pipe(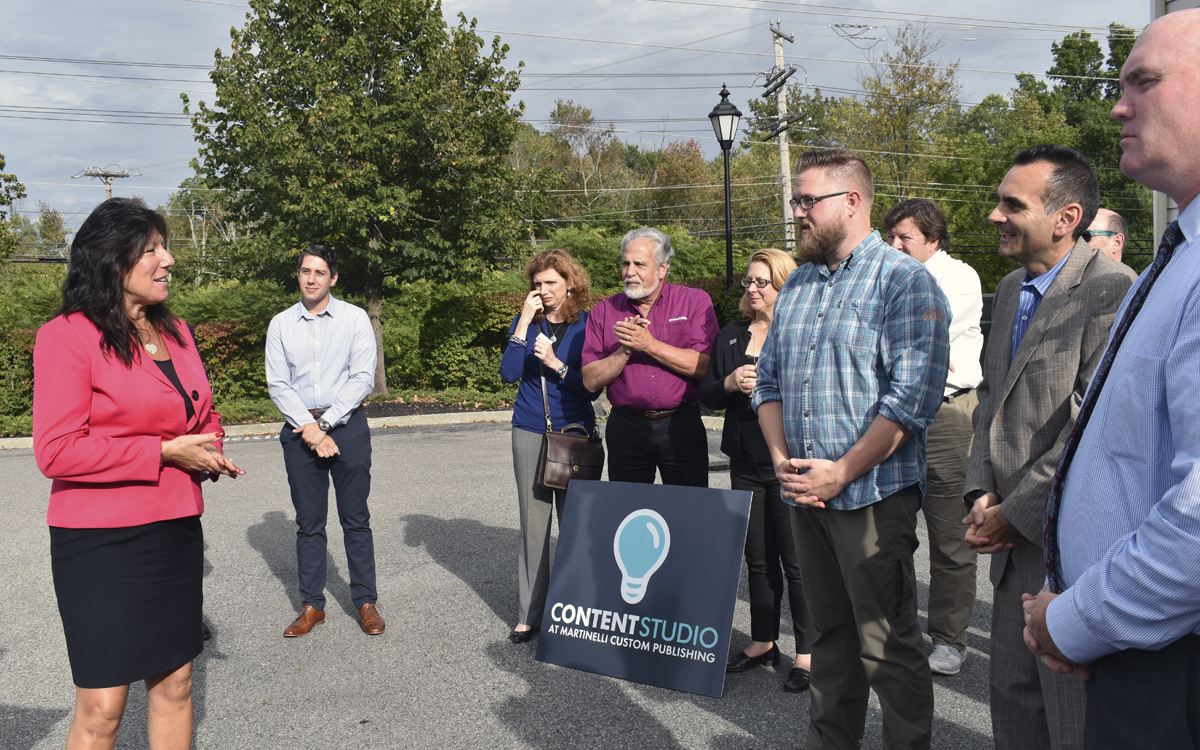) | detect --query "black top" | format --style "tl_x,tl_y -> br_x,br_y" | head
698,319 -> 771,465
154,358 -> 196,422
